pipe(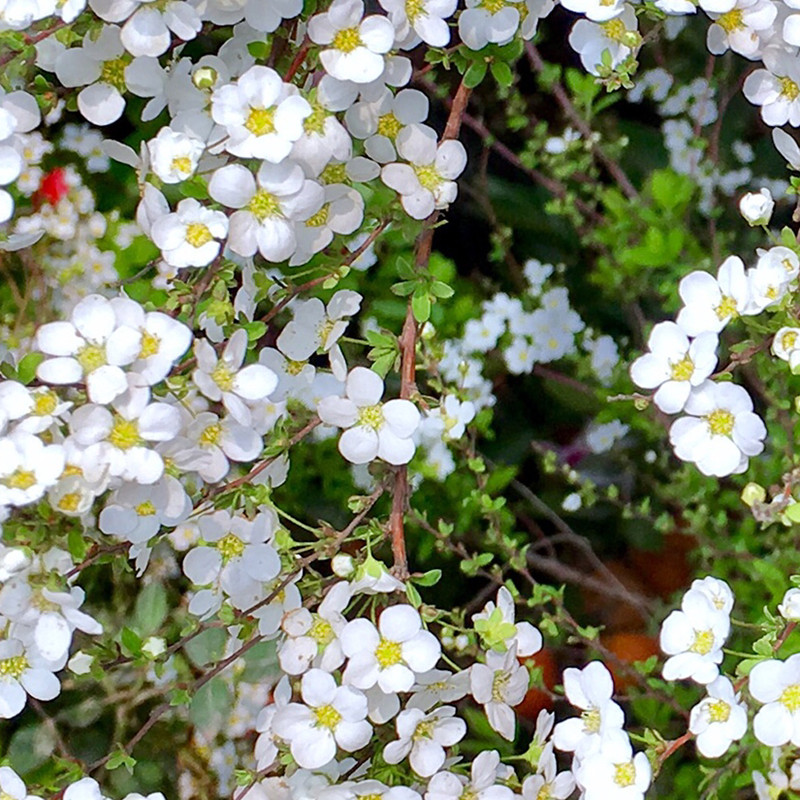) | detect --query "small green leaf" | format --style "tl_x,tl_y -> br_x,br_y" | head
134,582 -> 168,636
463,60 -> 488,89
120,627 -> 142,657
107,747 -> 137,773
16,352 -> 43,385
490,61 -> 513,88
411,292 -> 431,323
413,569 -> 442,587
